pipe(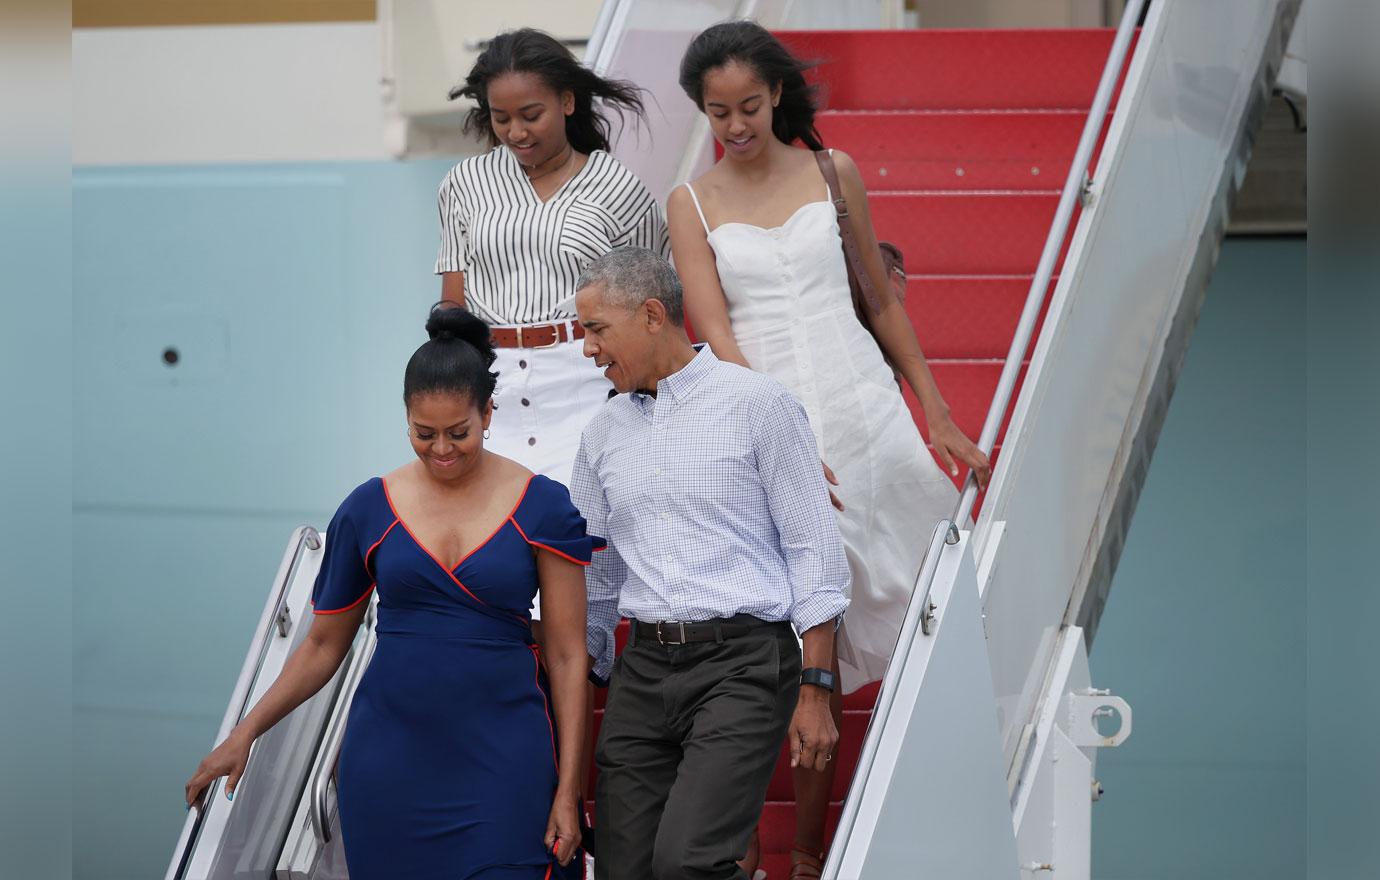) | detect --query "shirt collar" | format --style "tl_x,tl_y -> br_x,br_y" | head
632,344 -> 716,408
